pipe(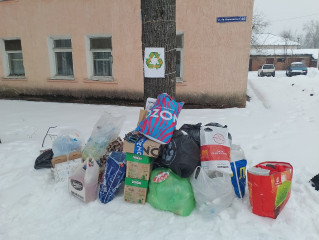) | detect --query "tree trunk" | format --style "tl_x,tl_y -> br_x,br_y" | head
141,0 -> 176,102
